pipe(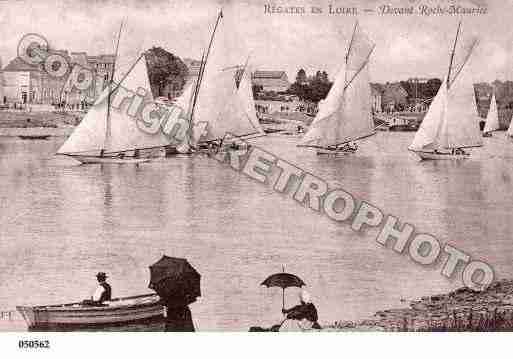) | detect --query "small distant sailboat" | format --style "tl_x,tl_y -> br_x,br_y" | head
297,22 -> 375,156
409,22 -> 483,160
483,92 -> 499,137
57,23 -> 170,164
506,114 -> 513,139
